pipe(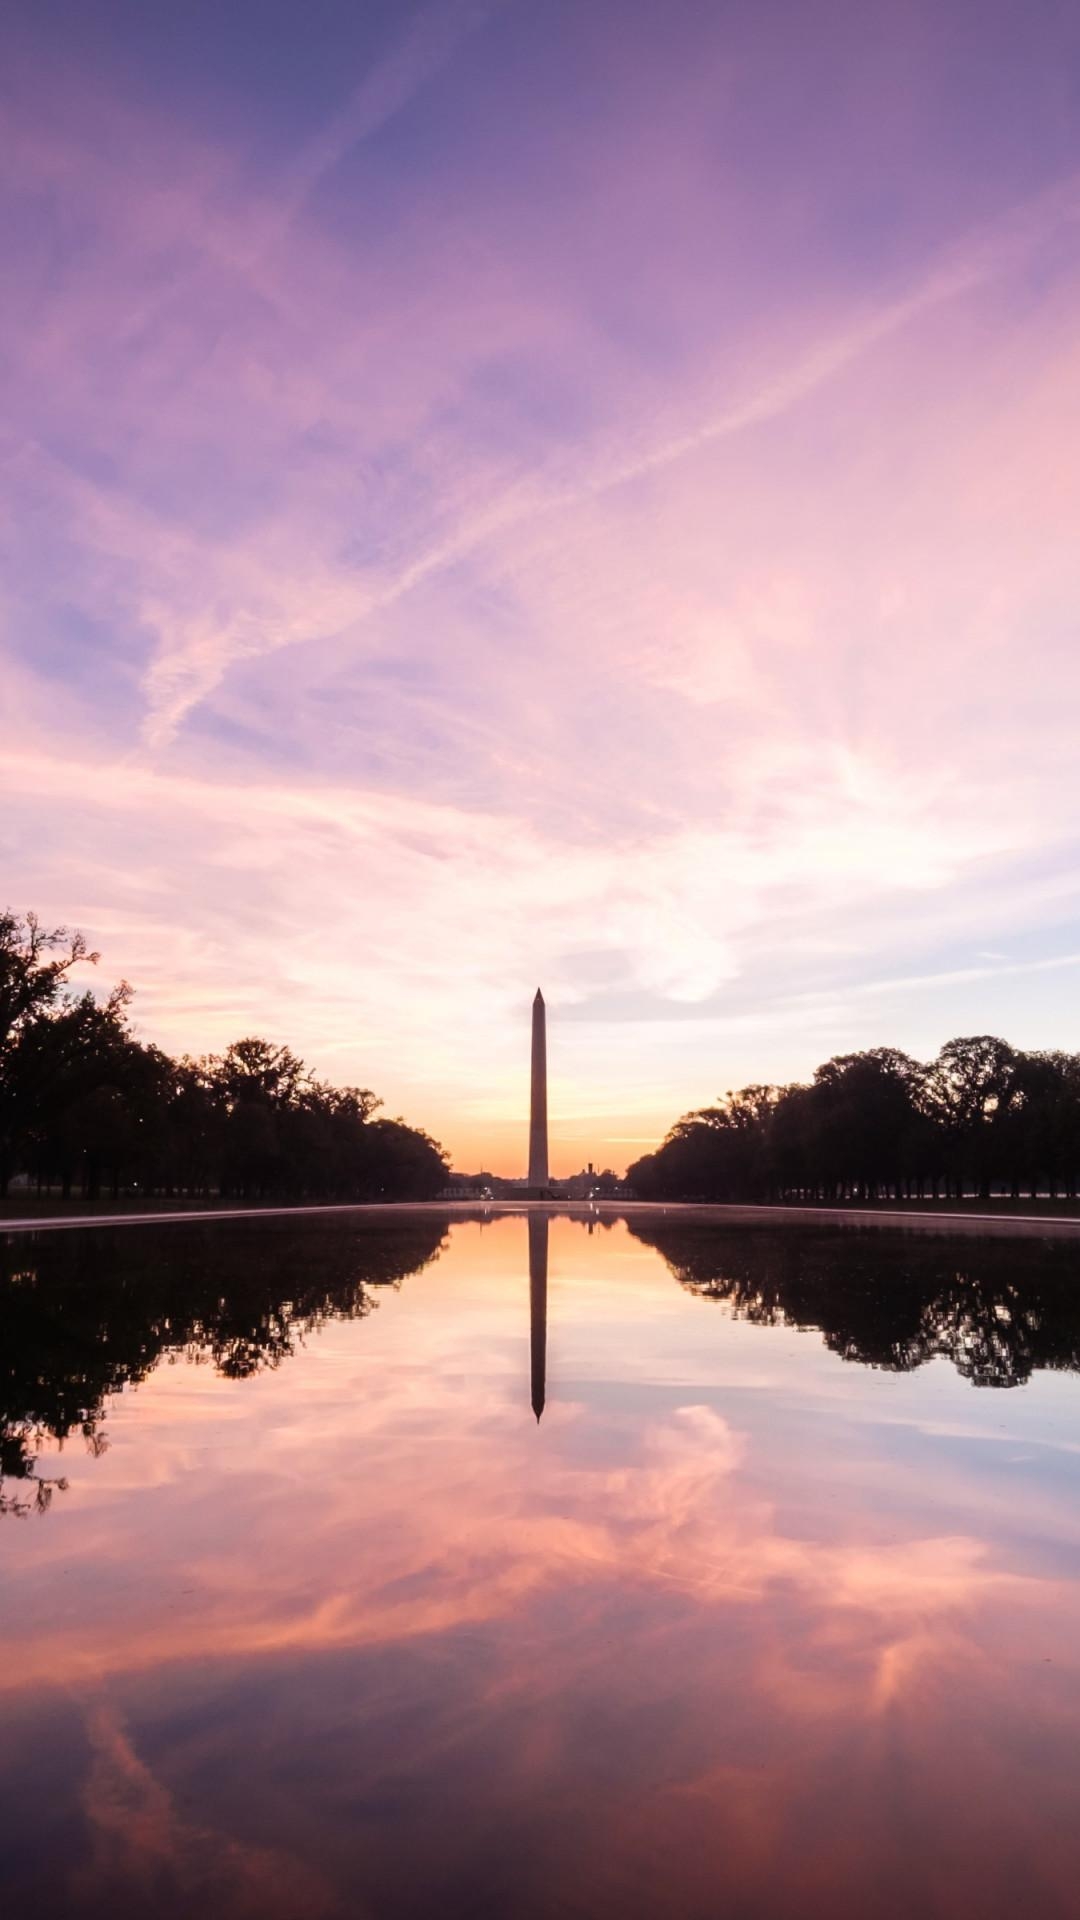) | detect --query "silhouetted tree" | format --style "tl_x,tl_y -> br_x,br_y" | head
628,1036 -> 1080,1206
1005,1051 -> 1080,1201
1,910 -> 99,1192
0,907 -> 448,1204
918,1035 -> 1018,1199
0,909 -> 99,1048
